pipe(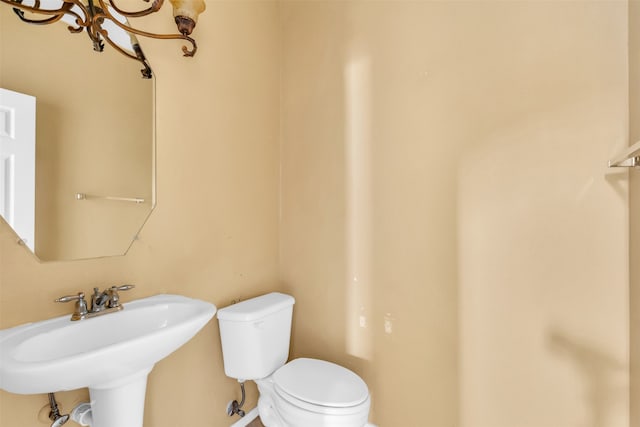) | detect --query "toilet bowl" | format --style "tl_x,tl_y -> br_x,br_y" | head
216,293 -> 375,427
256,358 -> 370,427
